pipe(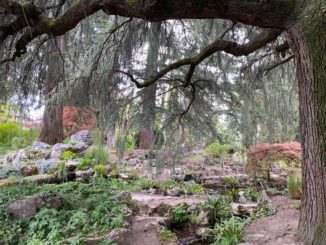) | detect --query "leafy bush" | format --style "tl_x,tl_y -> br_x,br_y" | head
206,196 -> 232,225
223,176 -> 240,188
205,142 -> 233,159
158,179 -> 179,192
134,178 -> 159,190
93,164 -> 105,178
244,187 -> 261,202
61,150 -> 77,161
86,146 -> 110,164
0,122 -> 38,150
159,230 -> 177,242
171,204 -> 192,228
57,162 -> 68,181
212,217 -> 246,245
227,188 -> 240,202
287,173 -> 301,199
183,182 -> 205,195
0,121 -> 20,147
77,156 -> 93,170
0,180 -> 130,244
